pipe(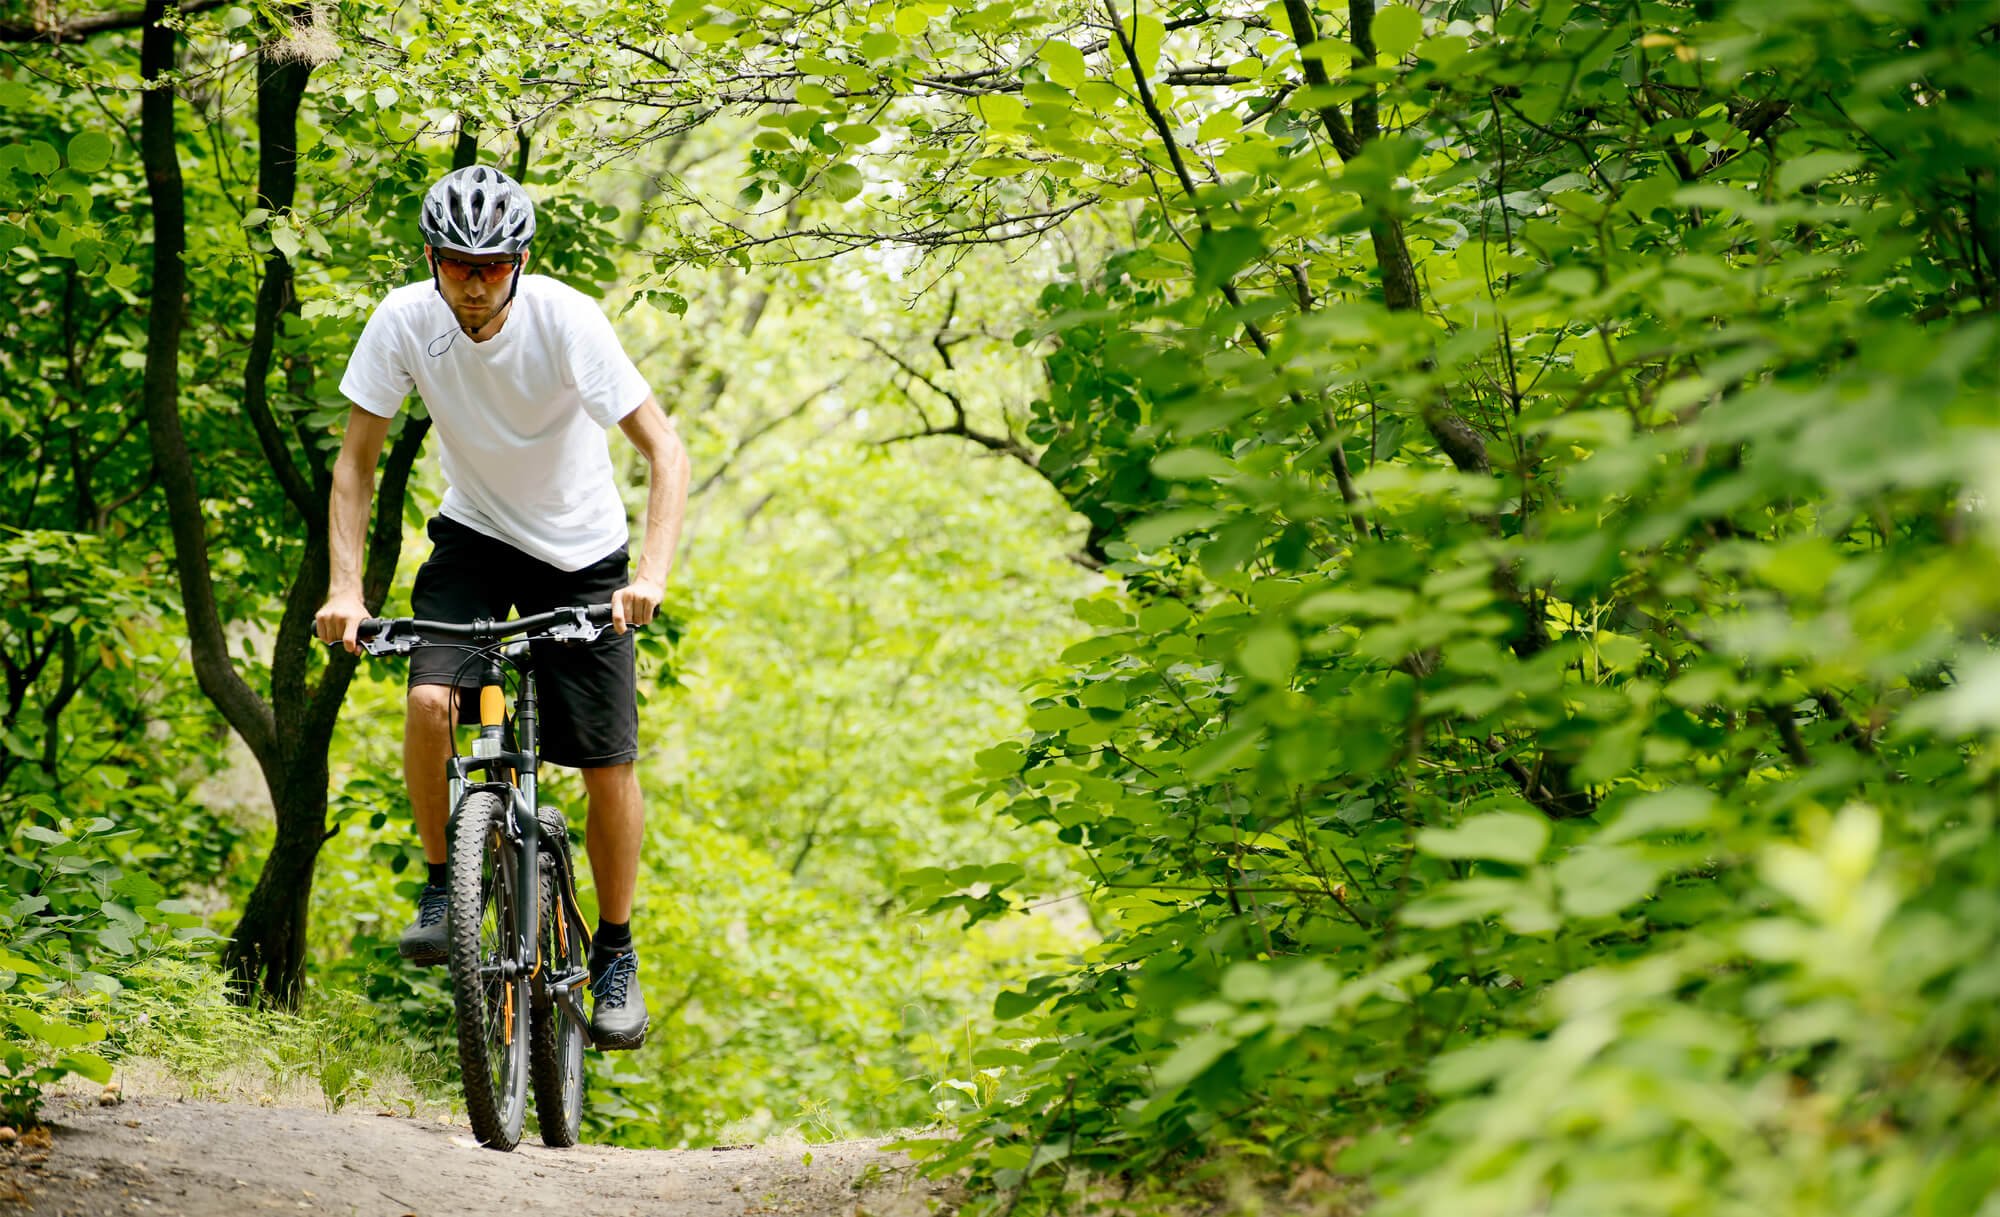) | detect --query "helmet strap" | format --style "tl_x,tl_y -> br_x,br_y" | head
501,260 -> 522,312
